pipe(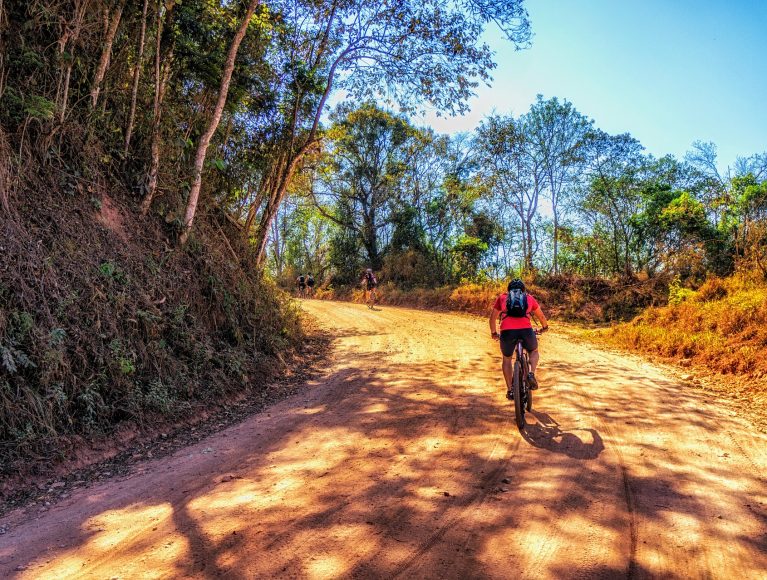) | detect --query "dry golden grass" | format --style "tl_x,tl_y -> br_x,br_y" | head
313,275 -> 661,324
598,274 -> 767,380
318,281 -> 553,317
